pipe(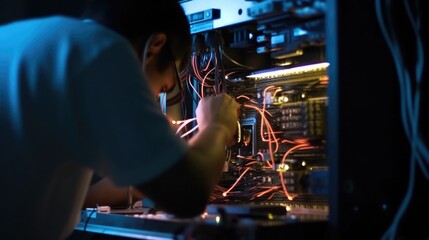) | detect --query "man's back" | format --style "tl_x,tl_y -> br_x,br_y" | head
0,16 -> 131,239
